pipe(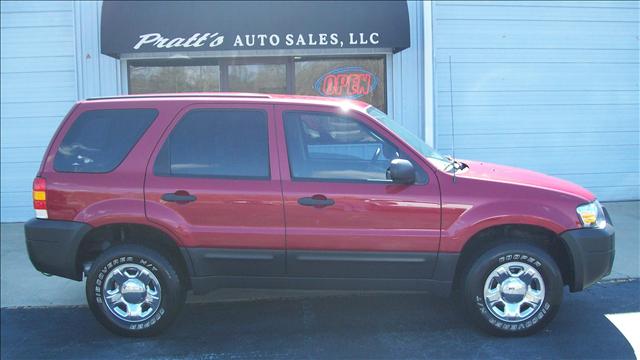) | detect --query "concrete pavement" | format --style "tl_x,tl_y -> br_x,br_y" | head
604,201 -> 640,279
1,201 -> 638,308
